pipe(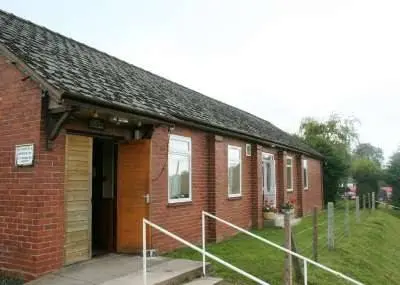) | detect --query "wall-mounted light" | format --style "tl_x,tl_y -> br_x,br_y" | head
134,129 -> 141,140
110,116 -> 129,124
